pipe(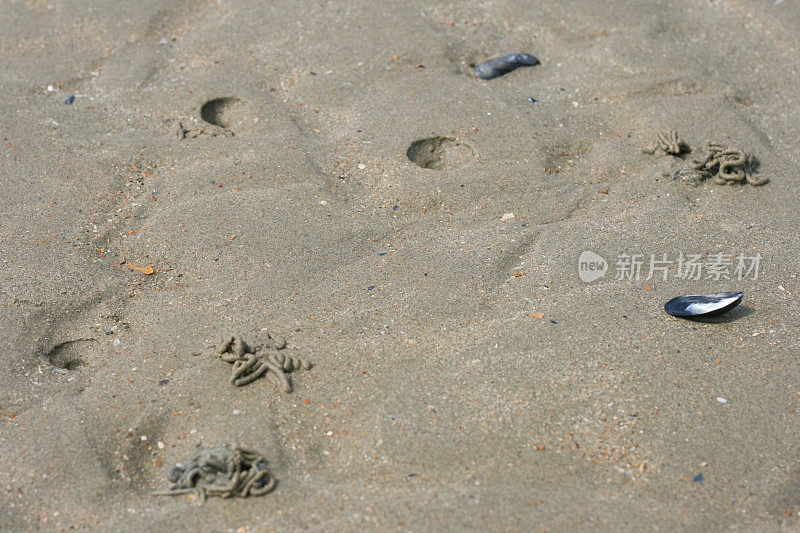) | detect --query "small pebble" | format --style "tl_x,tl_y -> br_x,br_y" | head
63,94 -> 75,105
716,397 -> 727,403
527,96 -> 538,103
474,52 -> 540,80
693,473 -> 704,483
157,441 -> 165,449
158,379 -> 169,386
357,164 -> 366,170
501,212 -> 515,222
140,435 -> 147,442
